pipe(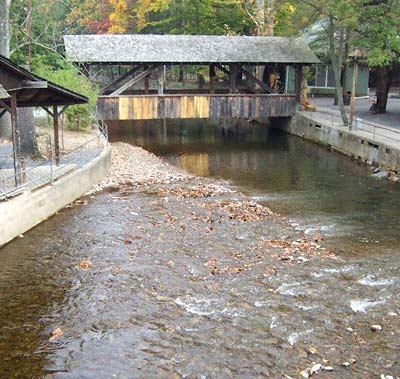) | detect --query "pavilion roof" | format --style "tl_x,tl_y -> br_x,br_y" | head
0,55 -> 88,108
64,34 -> 320,65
